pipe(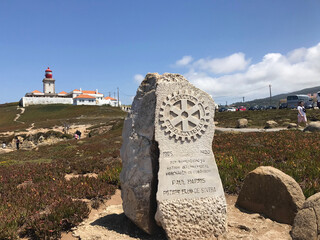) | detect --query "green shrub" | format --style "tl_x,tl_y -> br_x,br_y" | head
25,199 -> 89,239
100,163 -> 122,187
